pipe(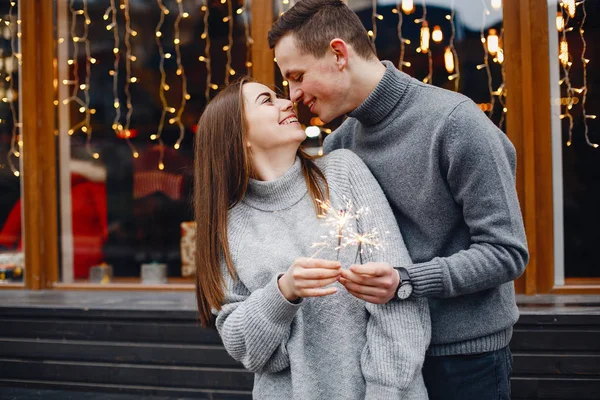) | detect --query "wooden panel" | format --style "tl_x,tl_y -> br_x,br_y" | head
0,339 -> 240,368
504,0 -> 556,295
503,0 -> 528,295
528,0 -> 555,295
251,0 -> 274,86
0,359 -> 254,391
19,0 -> 58,290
